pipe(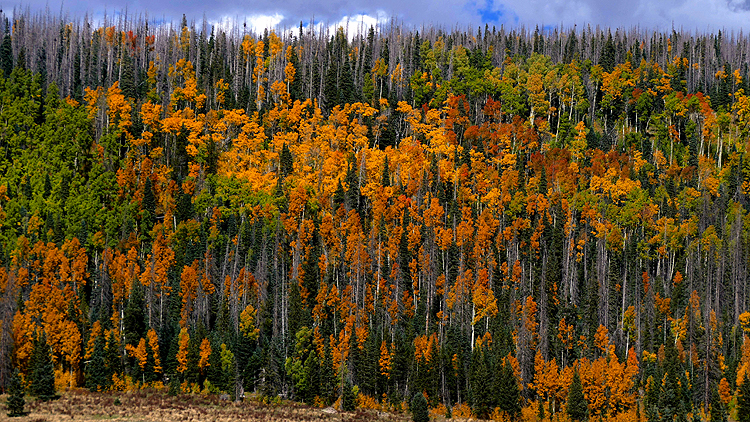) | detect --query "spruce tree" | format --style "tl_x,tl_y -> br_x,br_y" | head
141,176 -> 156,231
0,18 -> 12,77
85,335 -> 110,391
661,335 -> 686,422
342,377 -> 356,412
496,361 -> 521,421
6,367 -> 26,417
123,280 -> 146,347
30,332 -> 57,401
567,370 -> 588,421
280,143 -> 294,177
738,373 -> 750,422
411,391 -> 429,422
